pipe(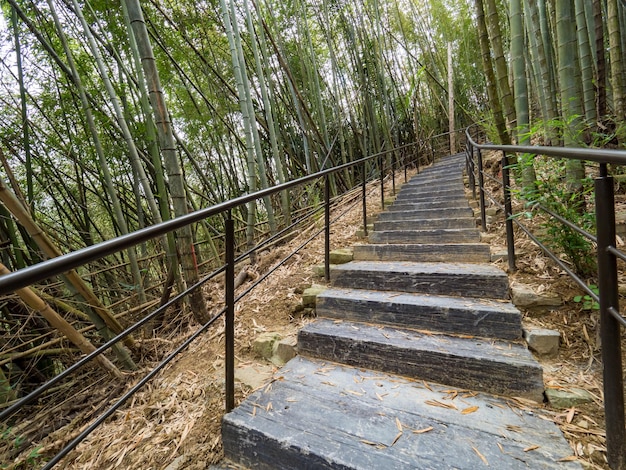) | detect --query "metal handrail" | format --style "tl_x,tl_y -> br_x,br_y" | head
465,128 -> 626,469
0,137 -> 432,468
